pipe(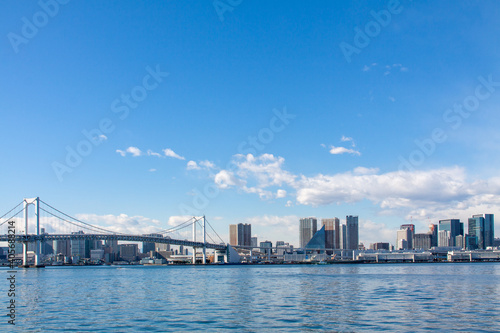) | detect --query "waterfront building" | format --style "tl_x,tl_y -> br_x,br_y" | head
413,233 -> 432,250
229,223 -> 252,246
346,215 -> 359,250
299,217 -> 317,248
119,244 -> 138,262
305,225 -> 326,252
429,224 -> 438,247
54,239 -> 71,257
339,224 -> 347,249
370,242 -> 390,250
322,218 -> 340,250
469,214 -> 494,249
70,231 -> 91,259
90,249 -> 105,261
455,235 -> 464,249
260,240 -> 272,255
142,233 -> 163,254
438,230 -> 451,247
251,236 -> 258,249
438,219 -> 463,246
465,235 -> 478,250
397,228 -> 412,250
400,224 -> 415,249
